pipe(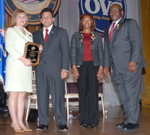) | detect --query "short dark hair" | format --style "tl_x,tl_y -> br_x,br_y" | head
78,13 -> 96,31
40,8 -> 54,18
